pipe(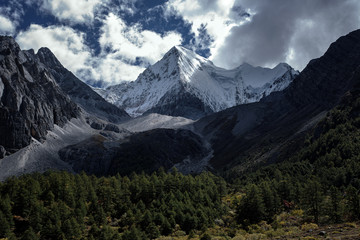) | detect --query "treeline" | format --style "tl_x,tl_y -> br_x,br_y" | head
233,94 -> 360,226
0,169 -> 226,239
